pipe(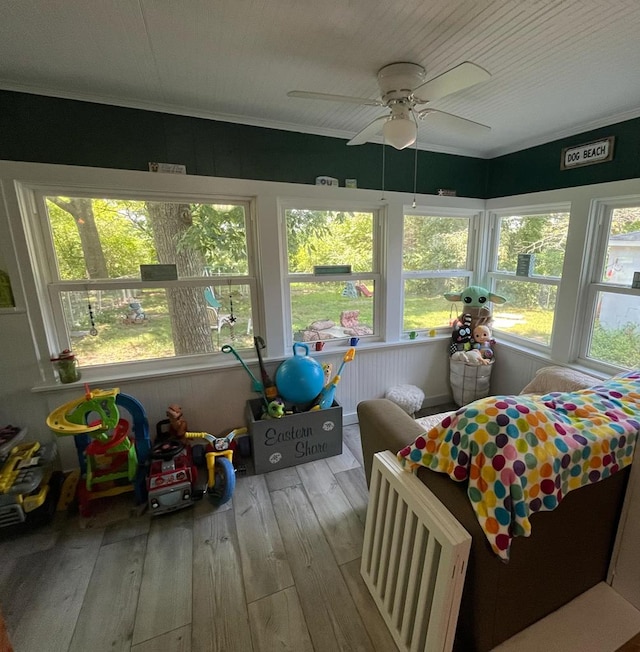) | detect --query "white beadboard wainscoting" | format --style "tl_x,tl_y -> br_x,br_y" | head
33,338 -> 454,471
9,326 -> 610,473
